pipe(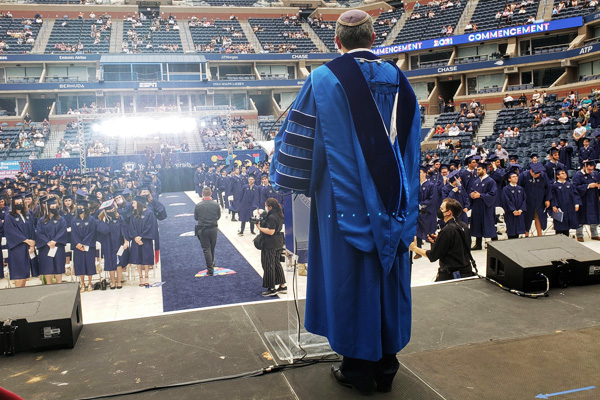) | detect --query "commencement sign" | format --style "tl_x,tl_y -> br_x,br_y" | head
373,16 -> 583,56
